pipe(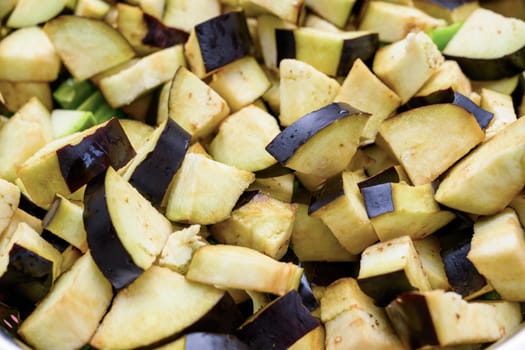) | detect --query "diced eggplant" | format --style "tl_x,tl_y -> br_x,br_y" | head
0,178 -> 20,235
377,103 -> 484,185
305,0 -> 356,28
358,1 -> 446,42
336,58 -> 401,144
44,15 -> 135,80
166,66 -> 230,141
415,60 -> 472,98
362,181 -> 455,241
0,97 -> 52,183
291,202 -> 357,262
244,0 -> 305,24
209,105 -> 279,172
18,252 -> 113,350
186,244 -> 303,296
84,167 -> 172,289
321,277 -> 405,350
90,265 -> 242,349
74,0 -> 111,19
42,195 -> 87,252
373,31 -> 444,103
413,0 -> 479,23
165,152 -> 255,224
468,208 -> 525,301
6,0 -> 66,28
0,81 -> 52,113
0,223 -> 62,308
435,116 -> 525,215
443,8 -> 525,80
278,58 -> 340,126
413,235 -> 450,290
276,27 -> 379,76
56,118 -> 136,193
99,45 -> 185,108
267,102 -> 368,179
386,290 -> 521,348
357,236 -> 431,306
184,11 -> 253,78
127,118 -> 190,207
143,12 -> 189,48
436,217 -> 490,298
235,290 -> 320,350
250,164 -> 295,202
210,191 -> 296,259
480,88 -> 517,140
163,0 -> 221,33
256,14 -> 296,73
0,27 -> 60,82
154,332 -> 250,350
157,225 -> 207,274
309,171 -> 378,255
